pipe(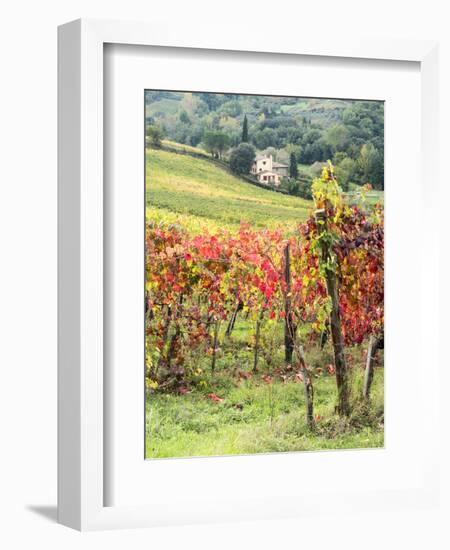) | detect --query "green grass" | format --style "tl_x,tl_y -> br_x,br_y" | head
347,182 -> 384,207
161,140 -> 209,157
146,318 -> 384,458
146,367 -> 384,459
146,147 -> 313,233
